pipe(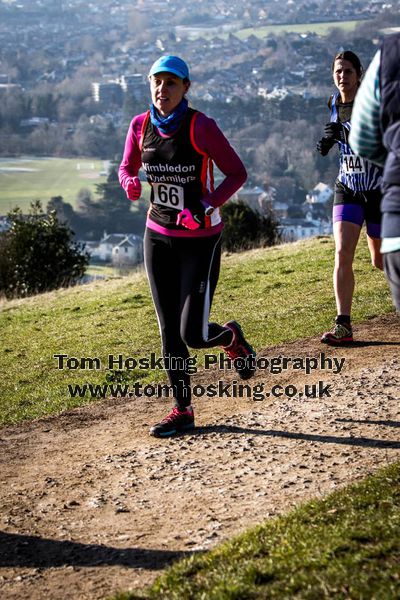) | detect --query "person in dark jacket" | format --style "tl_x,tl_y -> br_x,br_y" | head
350,34 -> 400,310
